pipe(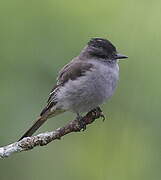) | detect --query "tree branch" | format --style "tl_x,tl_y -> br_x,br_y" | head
0,107 -> 105,158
